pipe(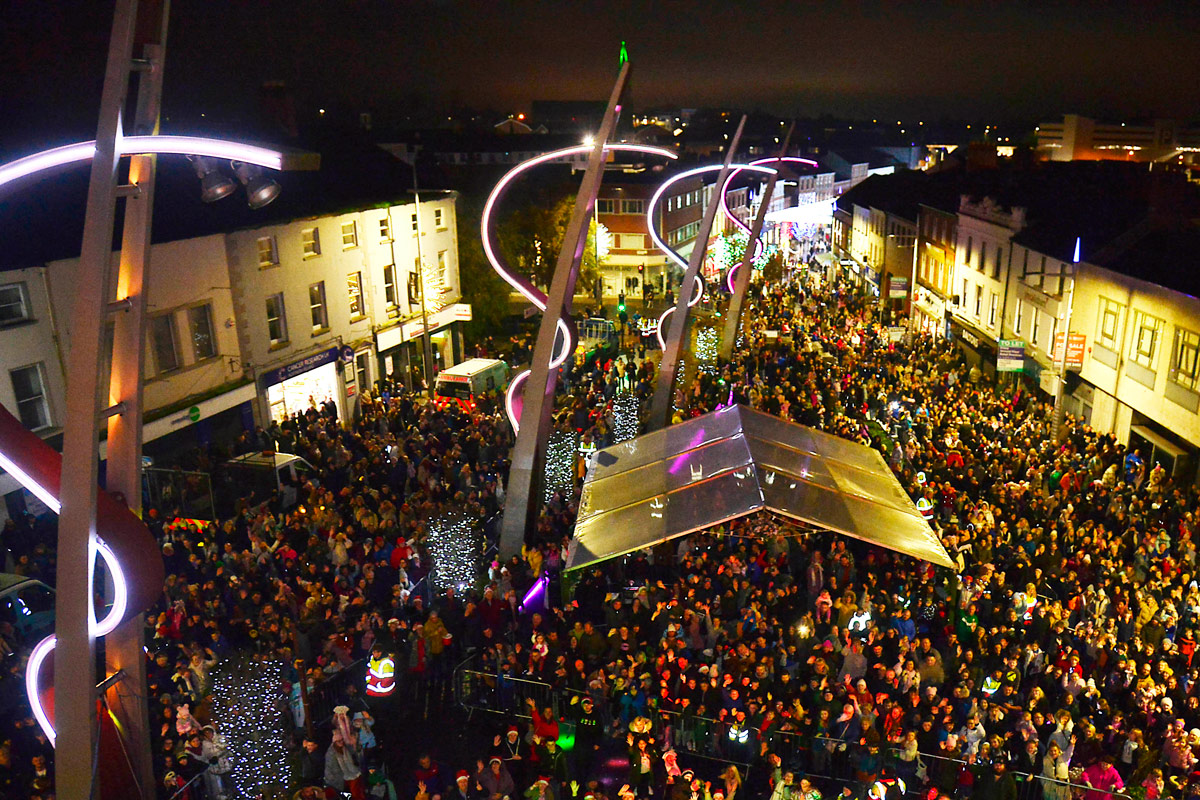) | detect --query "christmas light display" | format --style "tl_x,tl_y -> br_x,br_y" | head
611,392 -> 640,444
210,656 -> 293,797
543,428 -> 579,503
694,328 -> 720,375
426,509 -> 481,592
